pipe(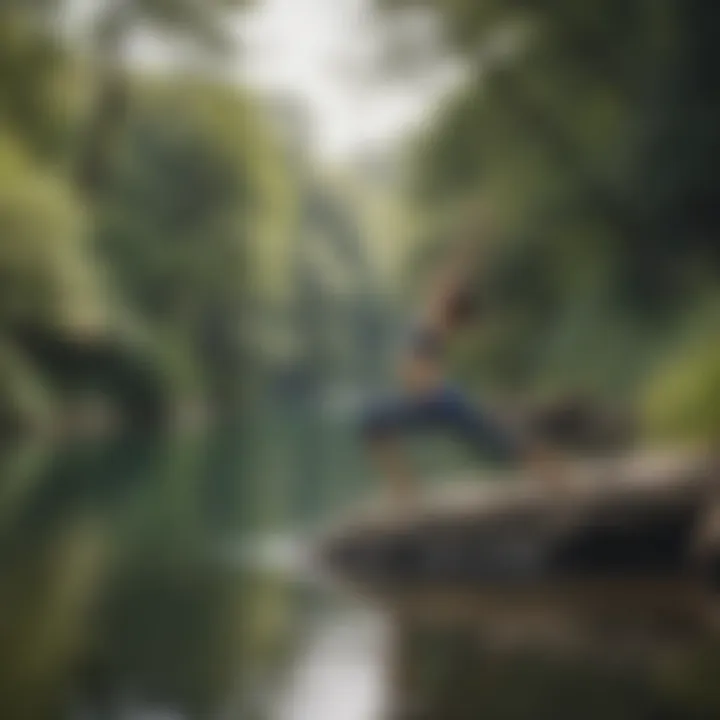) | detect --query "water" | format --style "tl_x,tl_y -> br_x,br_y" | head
0,383 -> 389,720
0,433 -> 256,720
269,608 -> 388,720
3,407 -> 720,719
